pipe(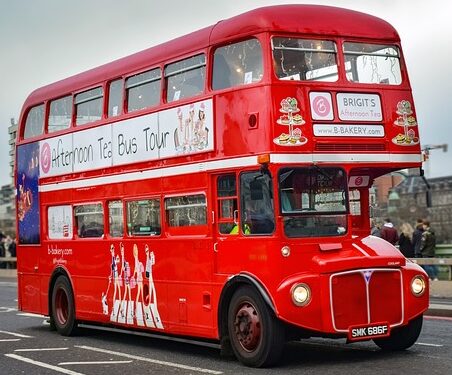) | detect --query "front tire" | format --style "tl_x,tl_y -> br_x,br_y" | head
373,315 -> 423,350
51,276 -> 78,336
227,286 -> 285,367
